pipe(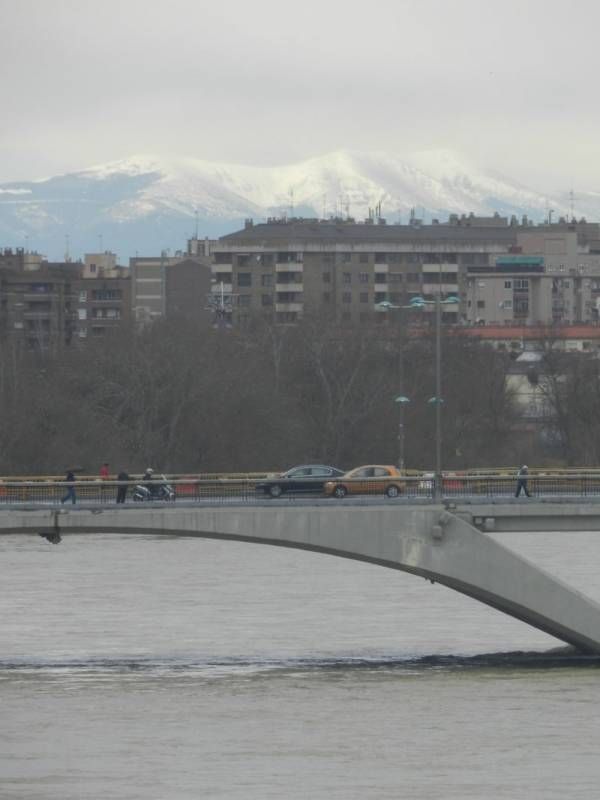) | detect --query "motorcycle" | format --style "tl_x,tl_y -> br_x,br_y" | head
132,474 -> 176,502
